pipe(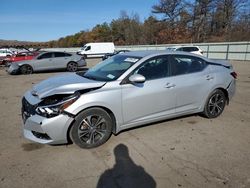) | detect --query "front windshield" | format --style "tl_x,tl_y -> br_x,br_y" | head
79,55 -> 141,81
